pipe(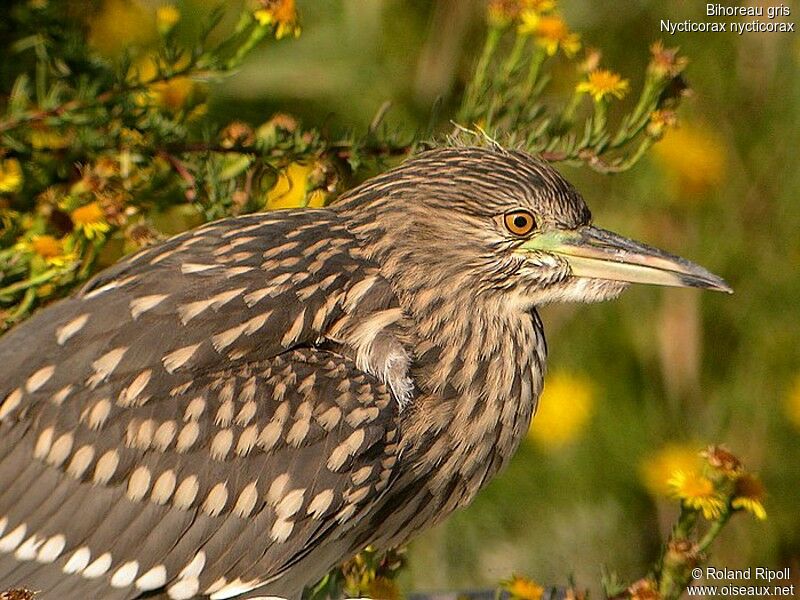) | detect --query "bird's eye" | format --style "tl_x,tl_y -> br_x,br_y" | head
504,210 -> 536,236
